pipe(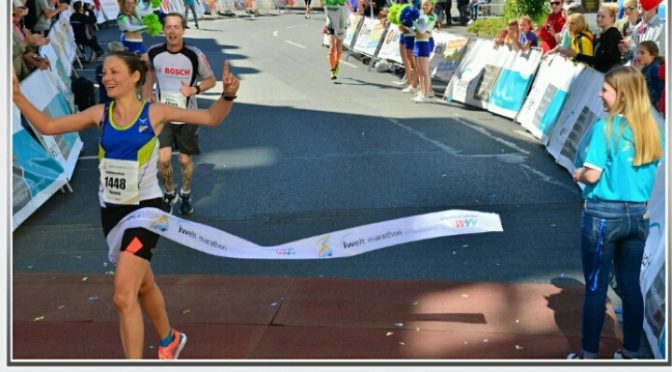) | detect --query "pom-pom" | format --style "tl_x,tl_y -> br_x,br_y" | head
399,5 -> 420,28
150,0 -> 161,8
142,13 -> 163,36
387,4 -> 403,25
